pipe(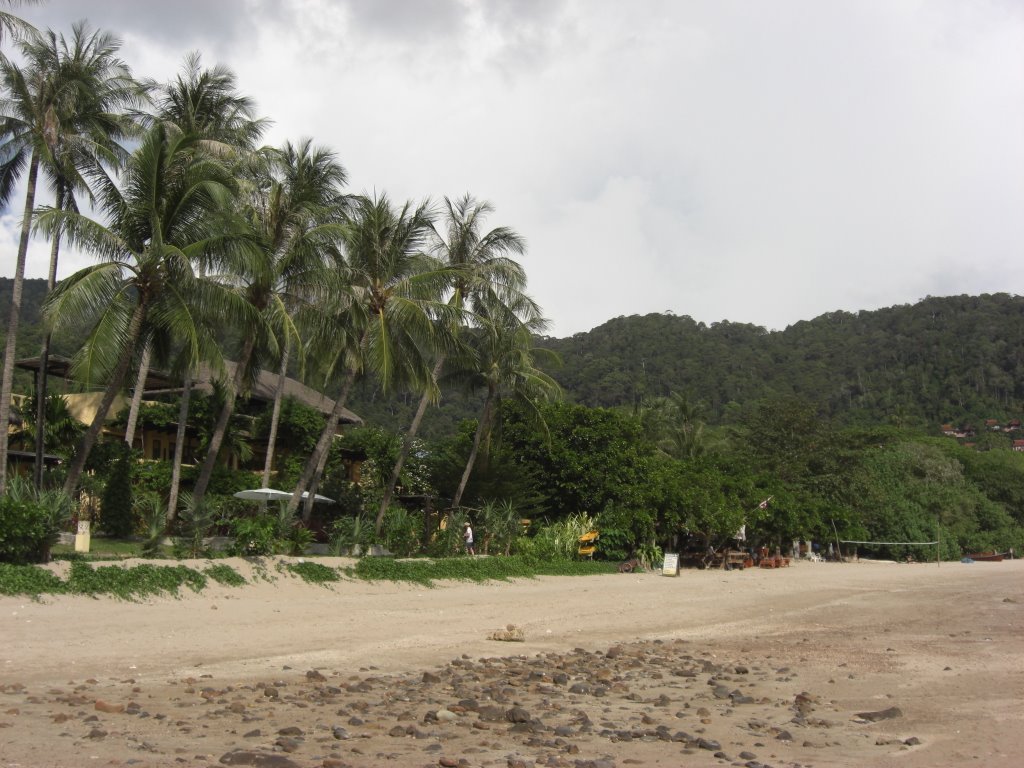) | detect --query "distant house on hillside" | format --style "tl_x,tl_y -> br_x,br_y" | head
1013,440 -> 1024,453
13,355 -> 362,478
